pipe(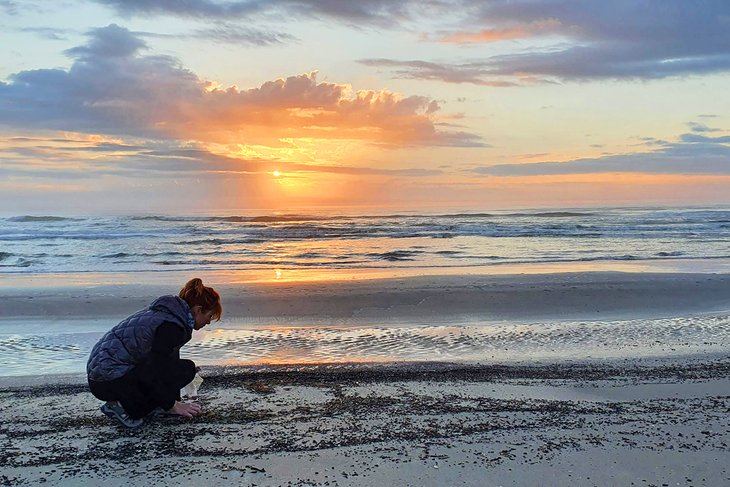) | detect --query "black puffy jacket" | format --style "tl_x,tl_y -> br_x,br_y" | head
87,295 -> 194,382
